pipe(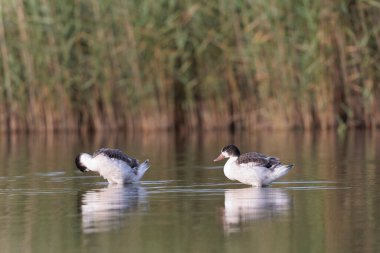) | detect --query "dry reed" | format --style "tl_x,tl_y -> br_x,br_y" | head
0,0 -> 379,132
